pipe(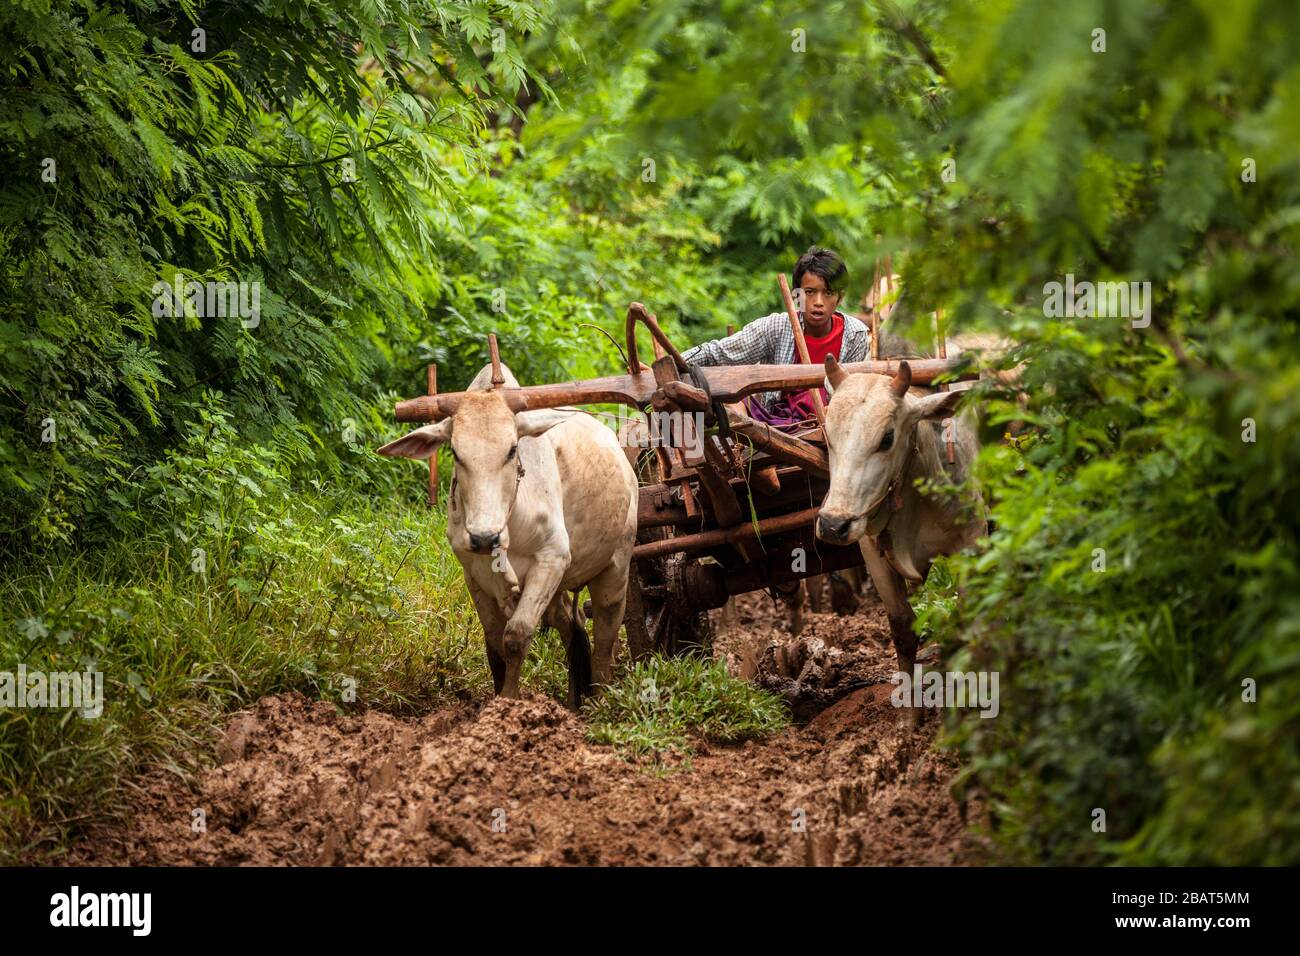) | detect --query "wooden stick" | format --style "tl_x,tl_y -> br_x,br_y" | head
727,413 -> 829,477
633,507 -> 821,560
625,302 -> 689,375
935,308 -> 956,464
777,272 -> 826,425
881,254 -> 894,320
488,333 -> 504,387
427,364 -> 439,506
